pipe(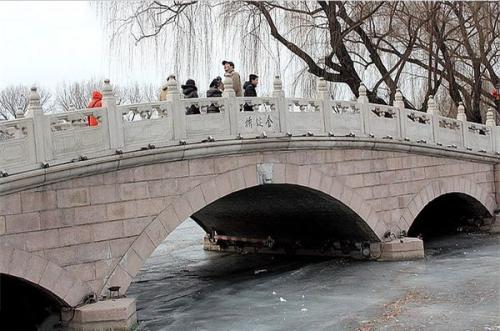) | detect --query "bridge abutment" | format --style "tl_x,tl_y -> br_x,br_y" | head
203,235 -> 425,261
63,298 -> 137,331
375,237 -> 425,261
488,215 -> 500,233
